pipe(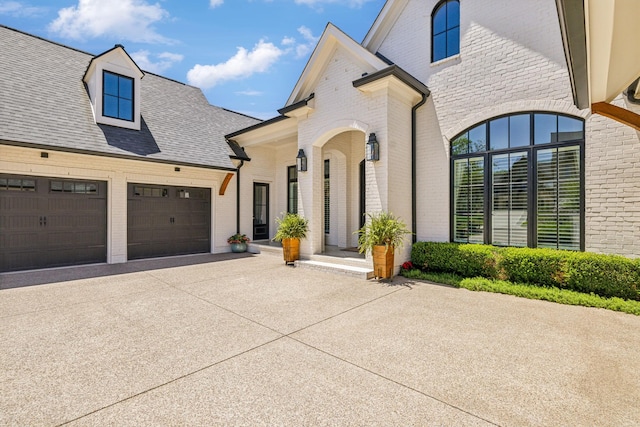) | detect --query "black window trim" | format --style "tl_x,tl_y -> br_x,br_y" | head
449,111 -> 585,251
431,0 -> 461,63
